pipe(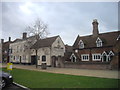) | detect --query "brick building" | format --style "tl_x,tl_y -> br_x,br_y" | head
0,37 -> 12,63
64,19 -> 120,70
